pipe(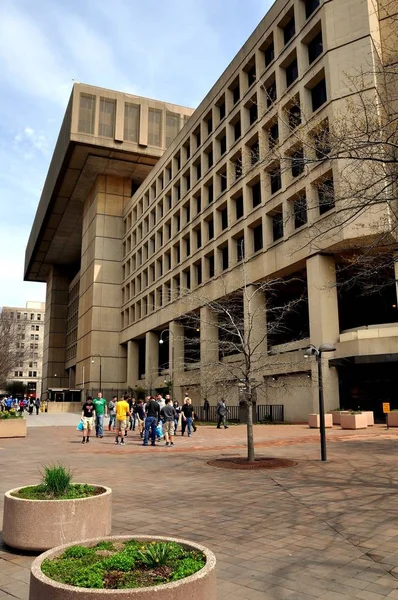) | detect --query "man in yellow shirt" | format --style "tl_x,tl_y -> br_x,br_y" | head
115,395 -> 130,445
